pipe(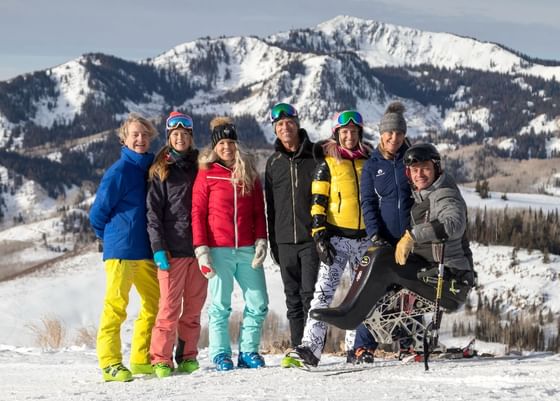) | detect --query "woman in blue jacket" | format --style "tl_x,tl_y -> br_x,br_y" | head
352,101 -> 413,363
